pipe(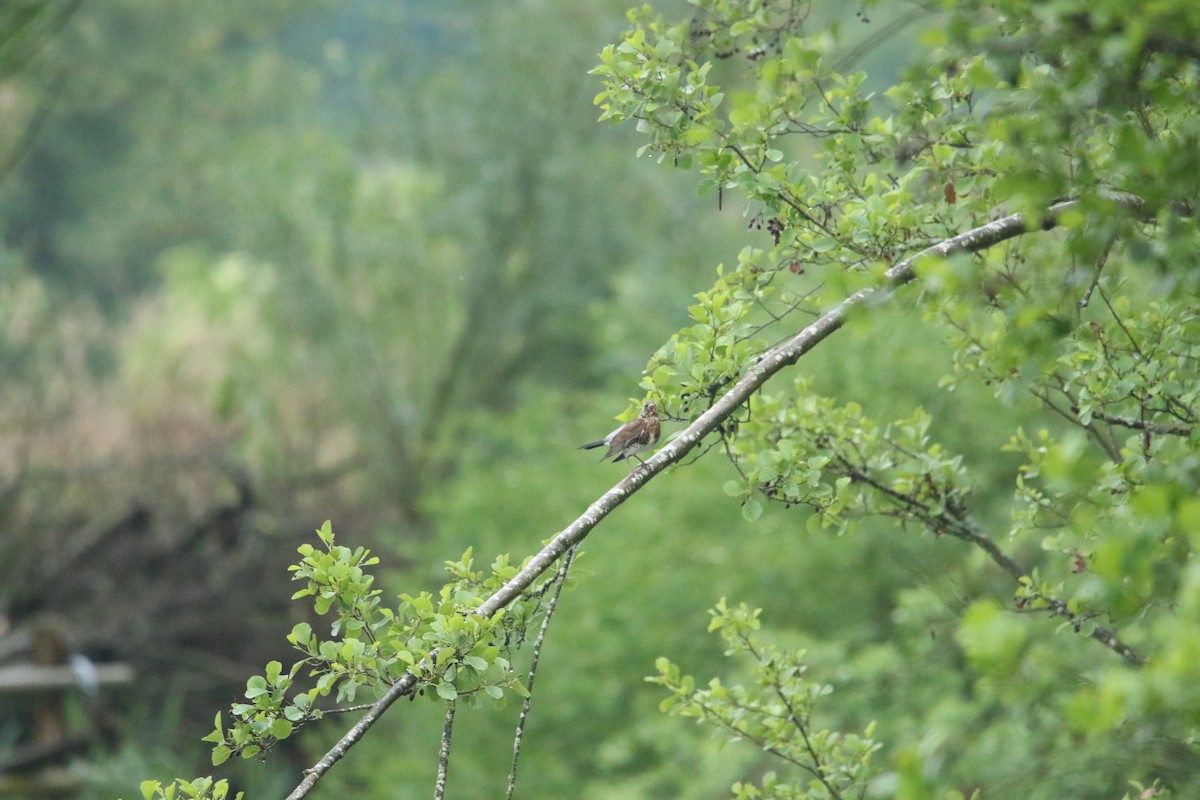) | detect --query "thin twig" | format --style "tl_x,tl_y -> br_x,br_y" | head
1085,410 -> 1192,436
1032,386 -> 1122,462
320,702 -> 377,715
505,545 -> 578,800
1075,236 -> 1114,316
1097,283 -> 1145,356
433,701 -> 456,800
